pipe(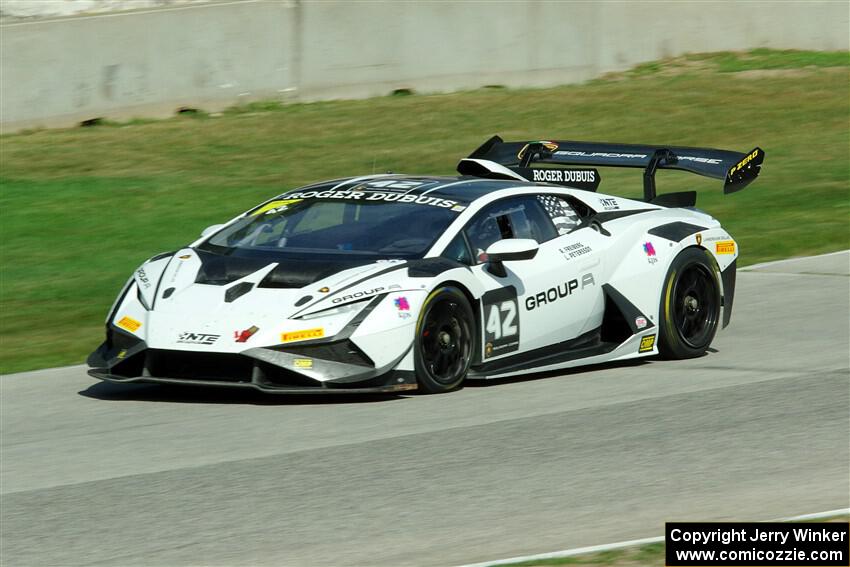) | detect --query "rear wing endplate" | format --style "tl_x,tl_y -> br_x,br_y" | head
461,136 -> 765,200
